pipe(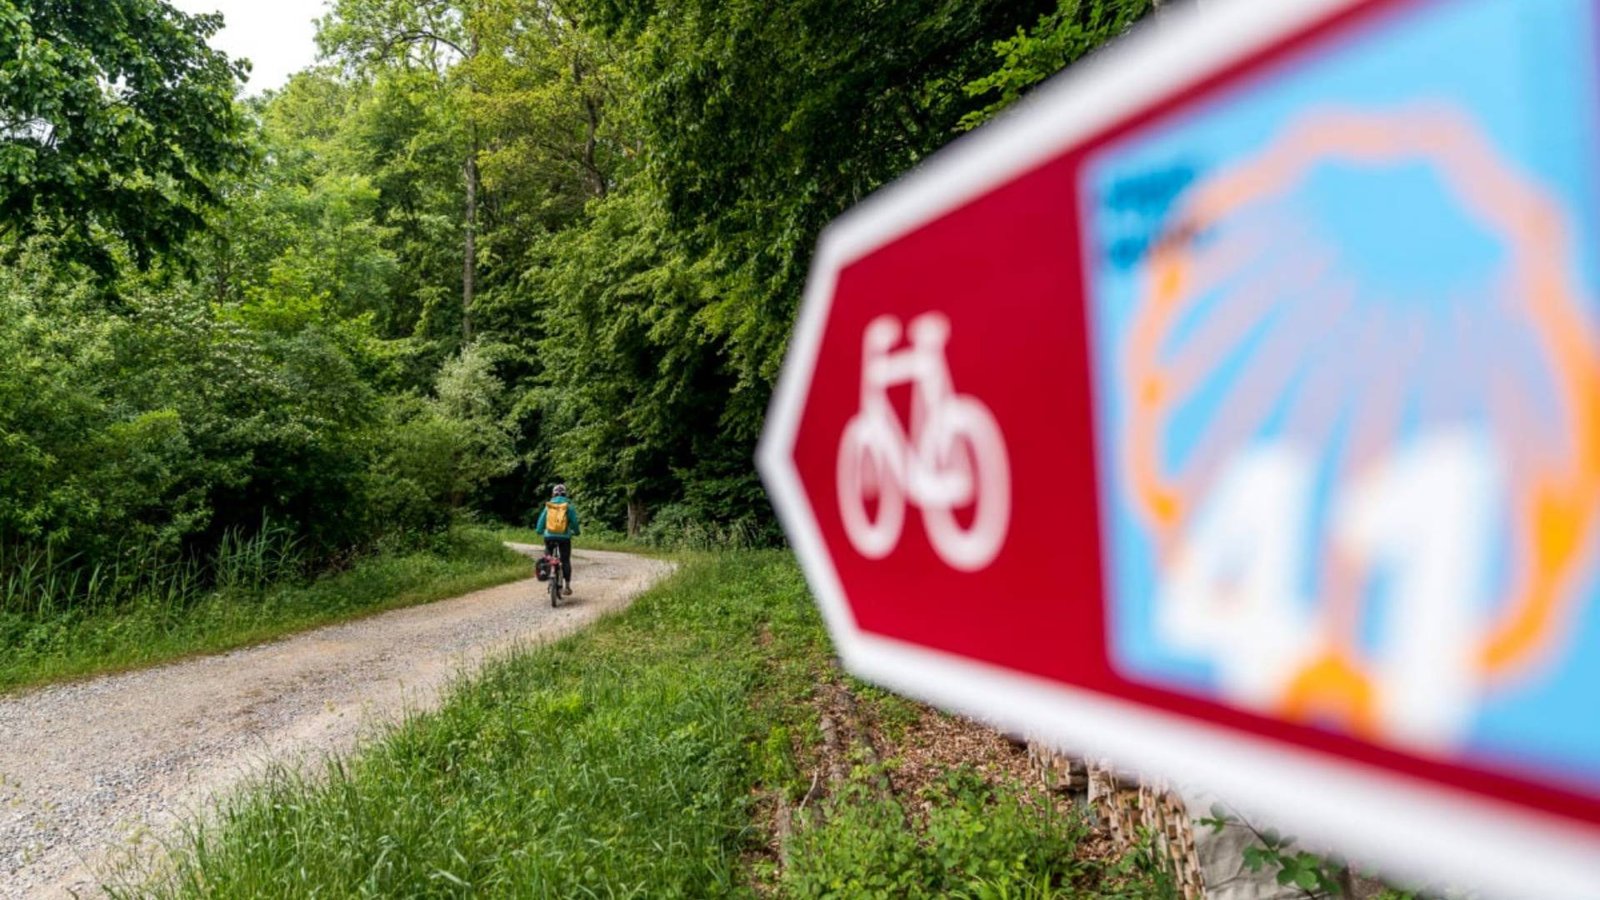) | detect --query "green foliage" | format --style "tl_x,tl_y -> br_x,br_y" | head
1198,804 -> 1352,899
507,187 -> 724,531
0,0 -> 1151,638
959,0 -> 1154,130
469,0 -> 623,227
0,0 -> 252,269
784,765 -> 1171,899
241,66 -> 462,343
318,0 -> 471,73
476,0 -> 1139,536
579,0 -> 1061,493
371,343 -> 517,529
1195,807 -> 1427,900
0,230 -> 487,625
637,503 -> 771,551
